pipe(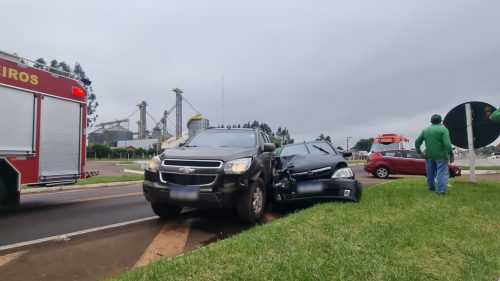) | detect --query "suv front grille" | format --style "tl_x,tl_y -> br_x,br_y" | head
162,159 -> 223,168
160,173 -> 217,186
